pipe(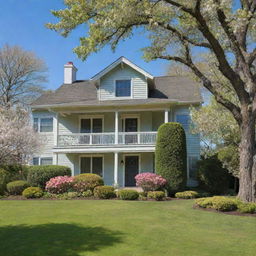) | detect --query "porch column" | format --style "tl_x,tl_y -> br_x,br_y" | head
164,109 -> 169,123
115,111 -> 119,144
53,113 -> 59,146
53,153 -> 58,165
114,152 -> 118,185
